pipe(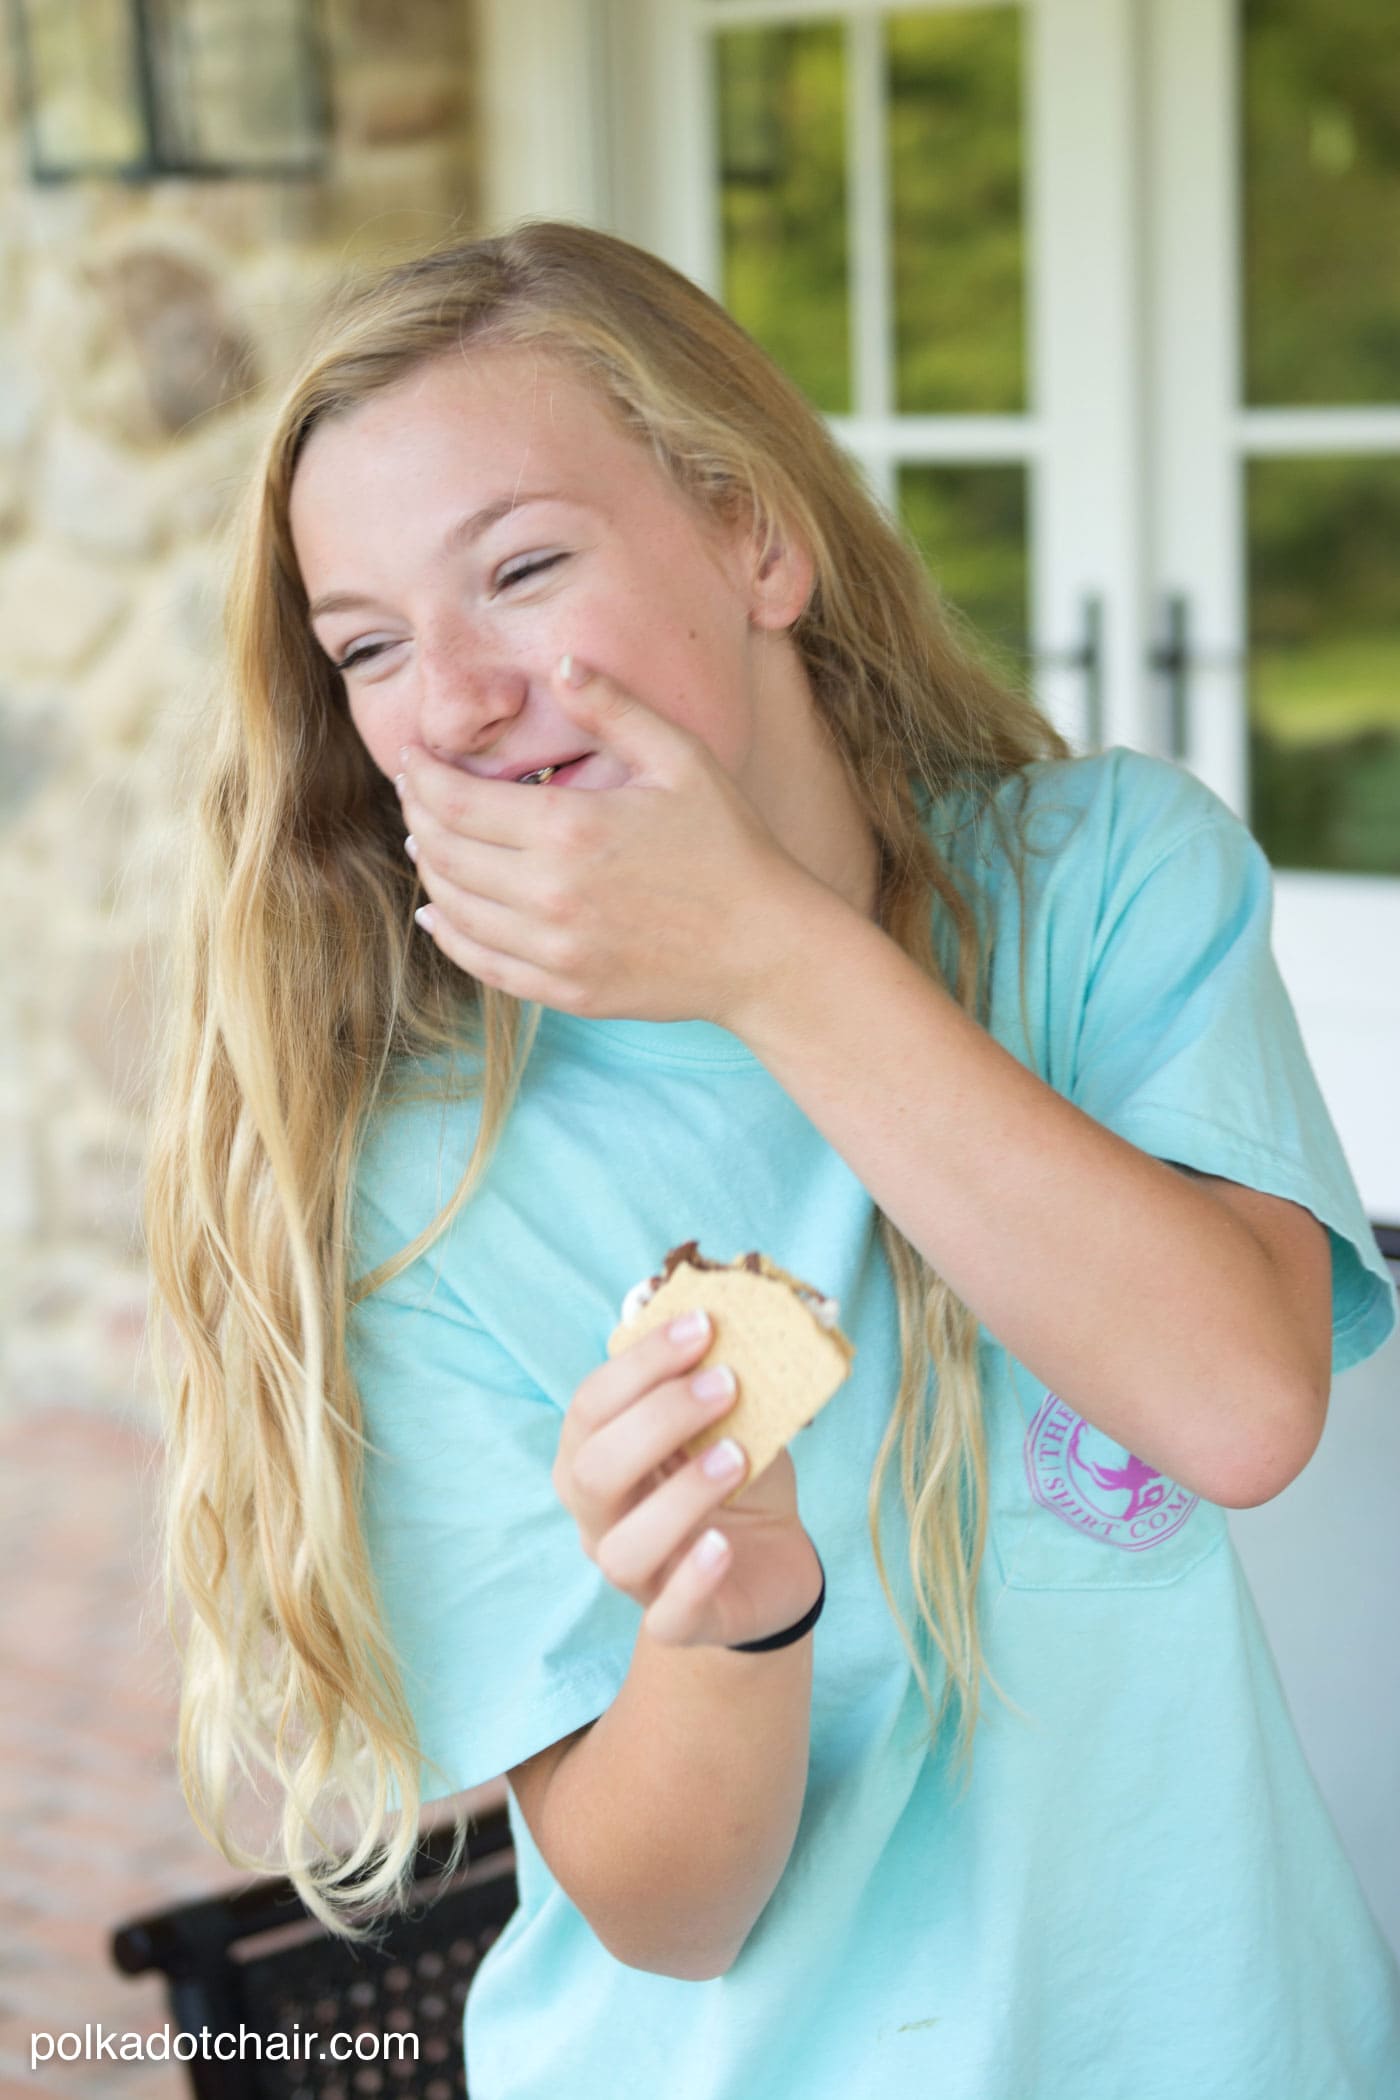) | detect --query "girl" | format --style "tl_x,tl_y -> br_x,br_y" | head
145,222 -> 1400,2098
